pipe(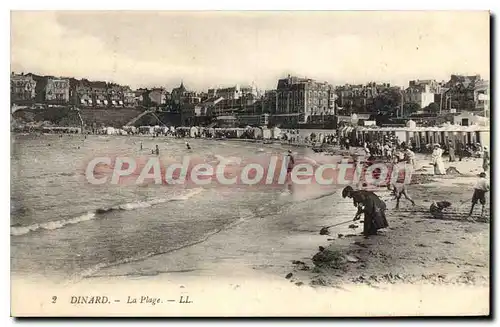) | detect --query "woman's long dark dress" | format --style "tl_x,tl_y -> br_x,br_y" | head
351,190 -> 388,236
